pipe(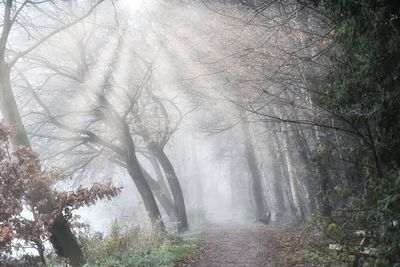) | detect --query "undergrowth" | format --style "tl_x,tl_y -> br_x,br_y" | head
273,220 -> 344,266
78,218 -> 198,267
273,217 -> 393,266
